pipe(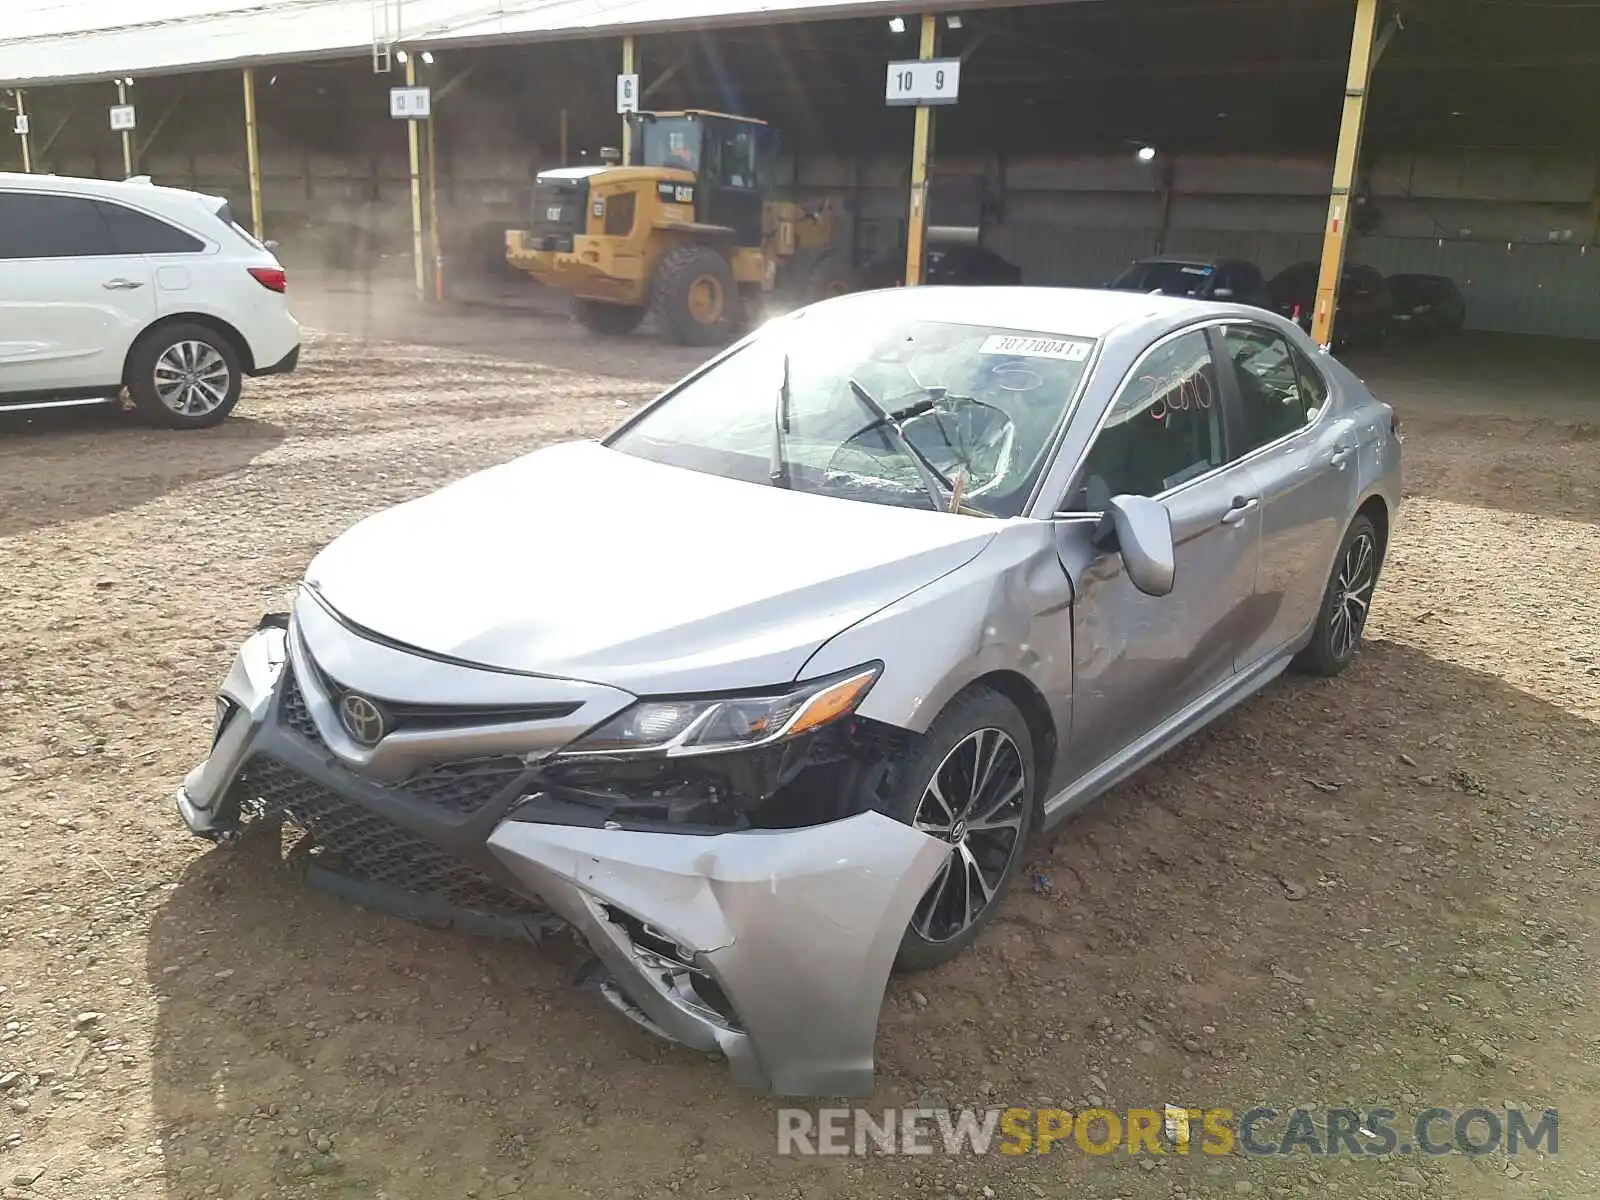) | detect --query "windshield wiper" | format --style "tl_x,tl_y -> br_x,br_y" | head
769,352 -> 792,488
844,377 -> 951,511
